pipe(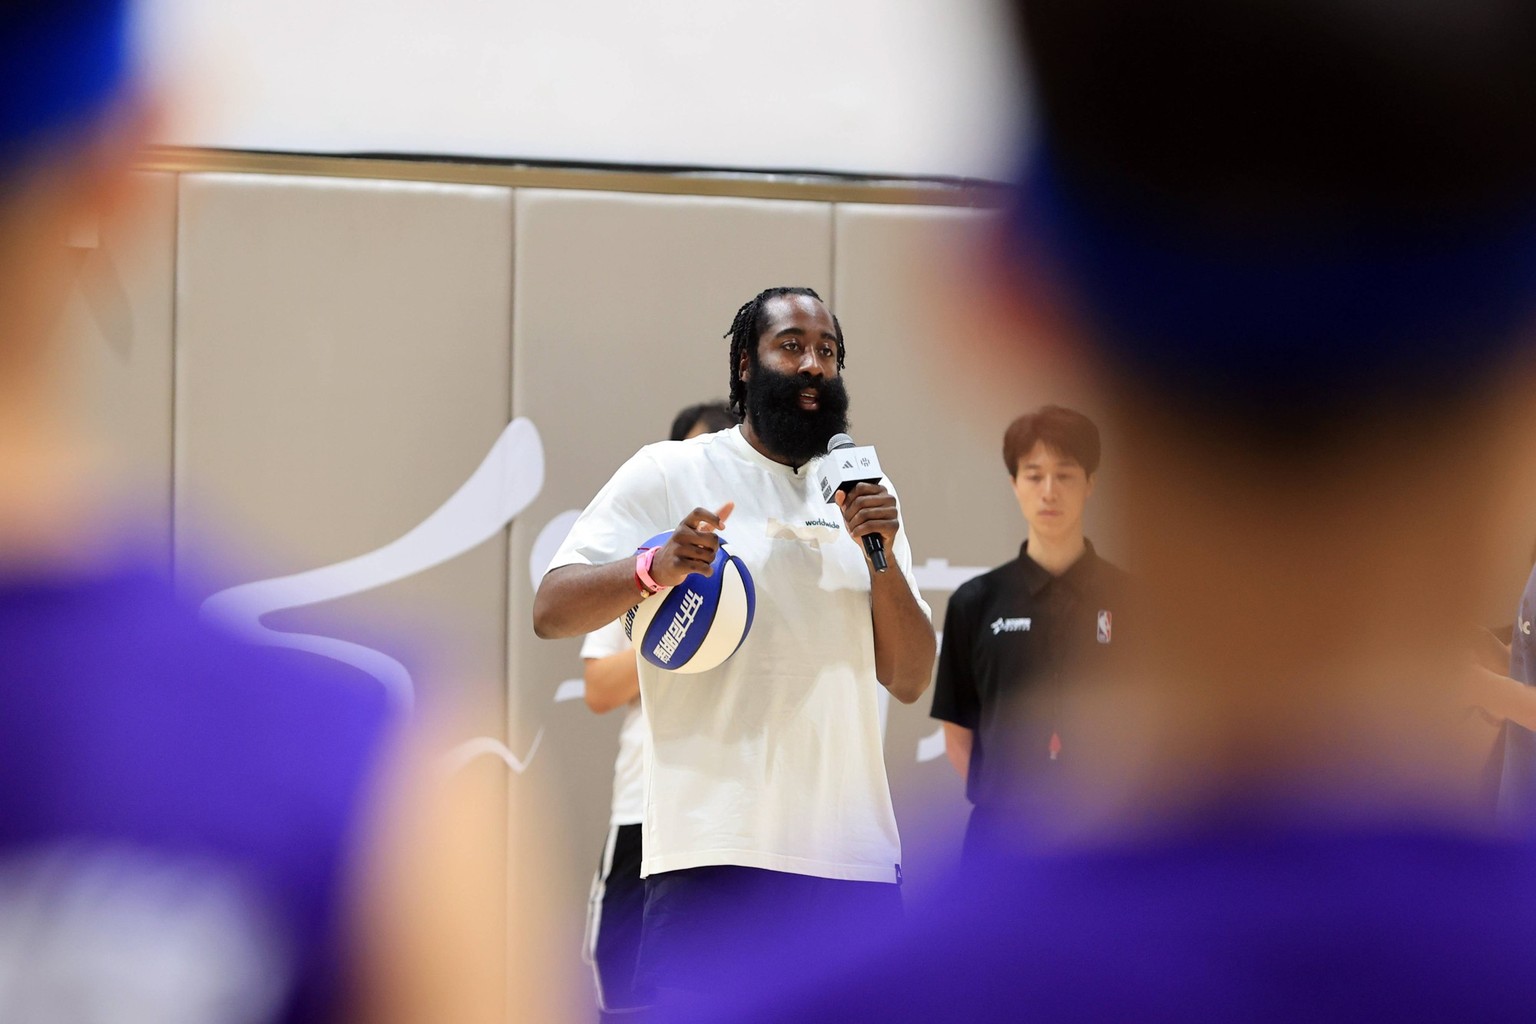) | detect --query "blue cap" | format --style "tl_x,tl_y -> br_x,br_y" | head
1015,144 -> 1536,417
0,2 -> 131,162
